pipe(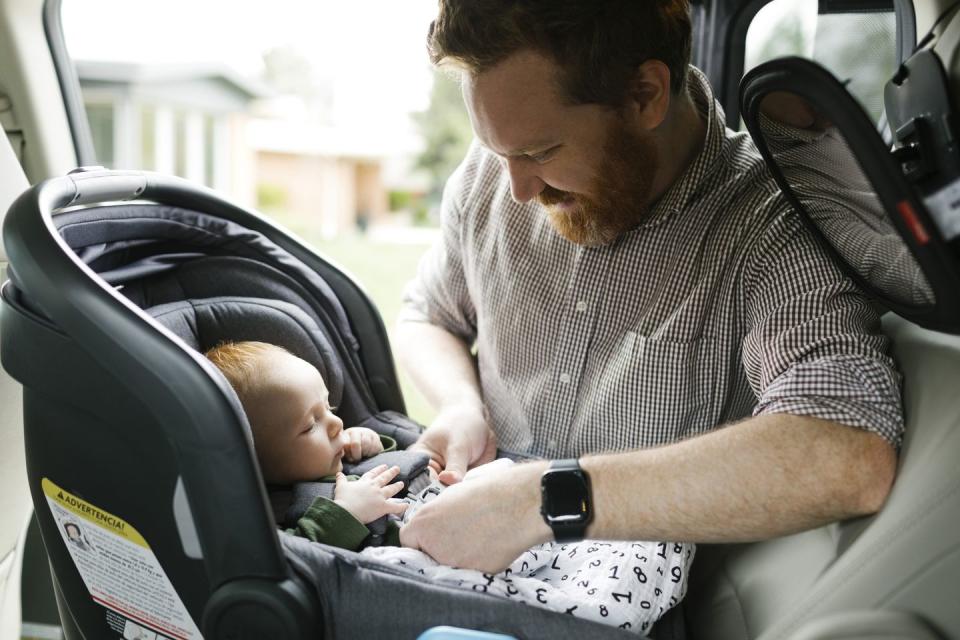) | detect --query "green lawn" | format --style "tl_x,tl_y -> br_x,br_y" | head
264,211 -> 438,425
